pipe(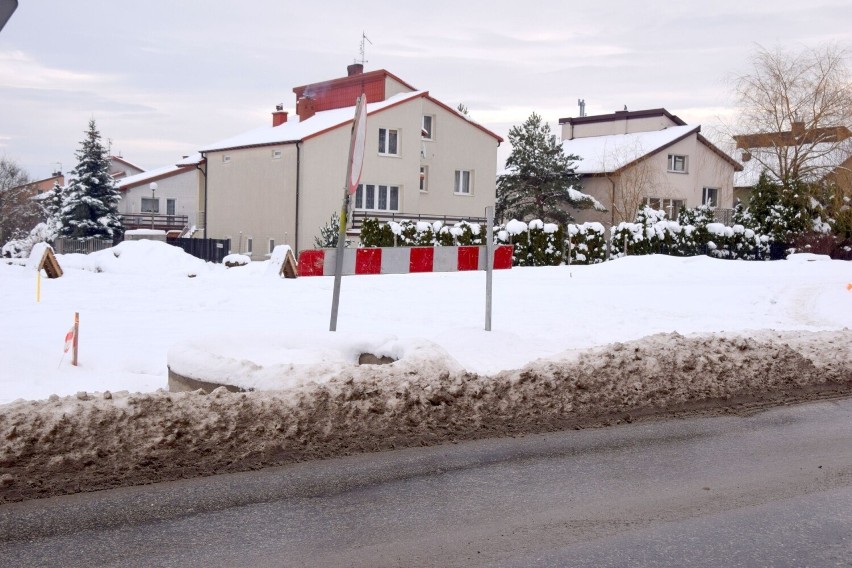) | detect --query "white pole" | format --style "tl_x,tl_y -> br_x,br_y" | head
485,206 -> 494,331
